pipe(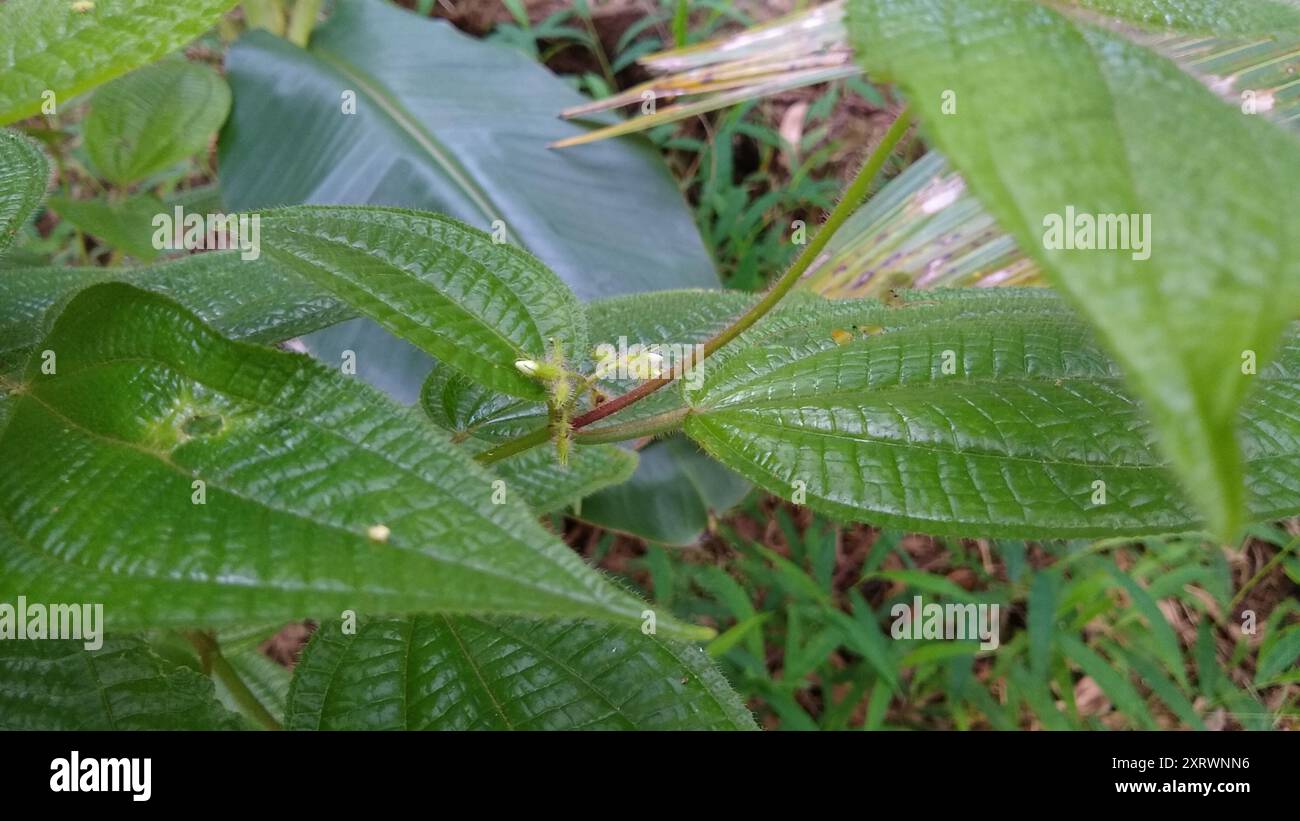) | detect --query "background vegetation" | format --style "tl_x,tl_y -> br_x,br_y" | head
4,0 -> 1297,730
